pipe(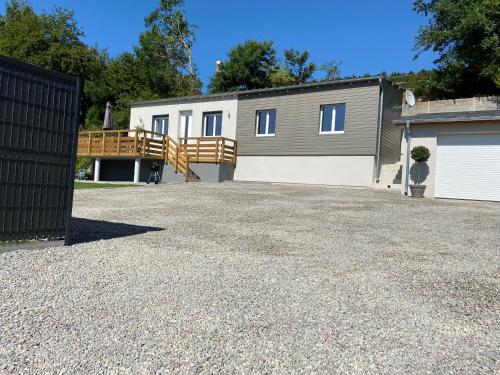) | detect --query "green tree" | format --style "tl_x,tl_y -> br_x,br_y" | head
269,67 -> 296,87
414,0 -> 500,98
144,0 -> 201,95
86,0 -> 201,129
282,48 -> 316,84
208,40 -> 277,92
0,0 -> 201,131
0,0 -> 106,127
388,70 -> 439,100
270,48 -> 316,86
320,60 -> 342,81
